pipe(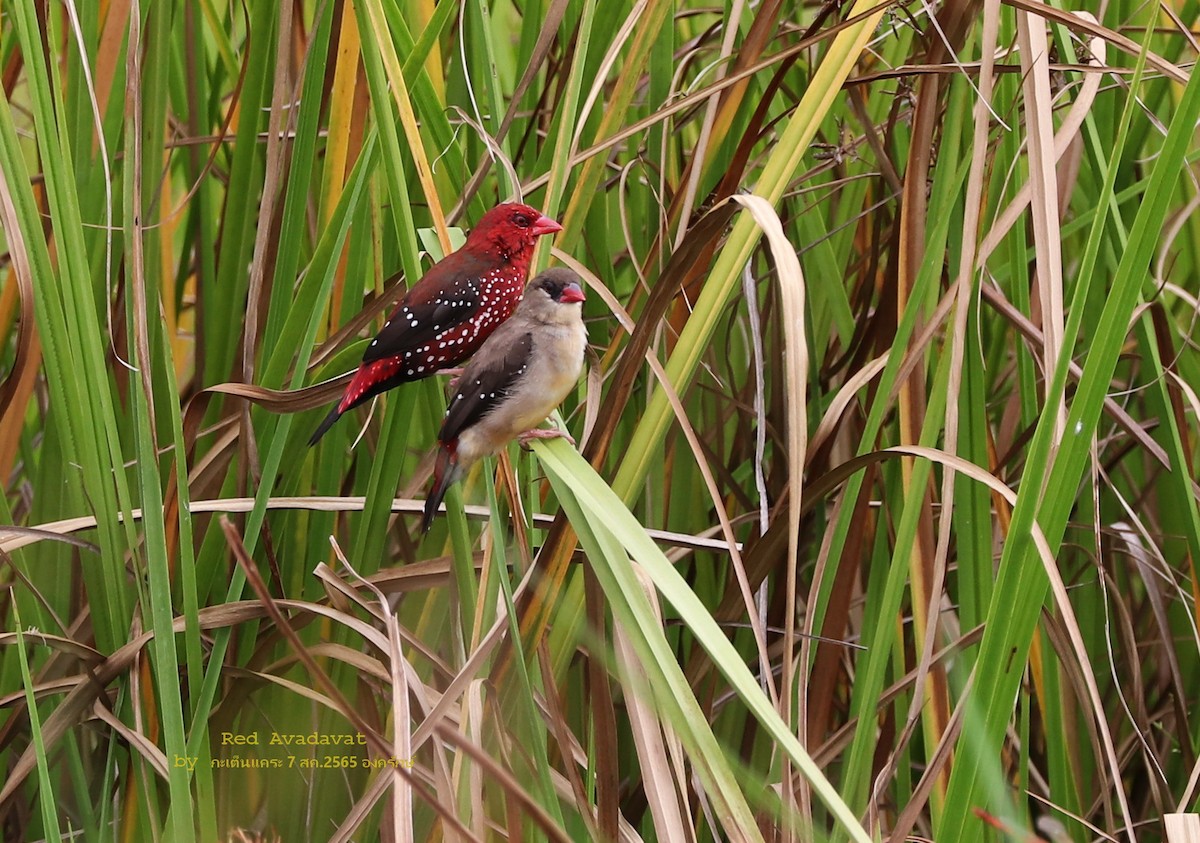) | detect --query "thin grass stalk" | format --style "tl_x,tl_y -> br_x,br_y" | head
13,609 -> 63,841
123,2 -> 198,837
